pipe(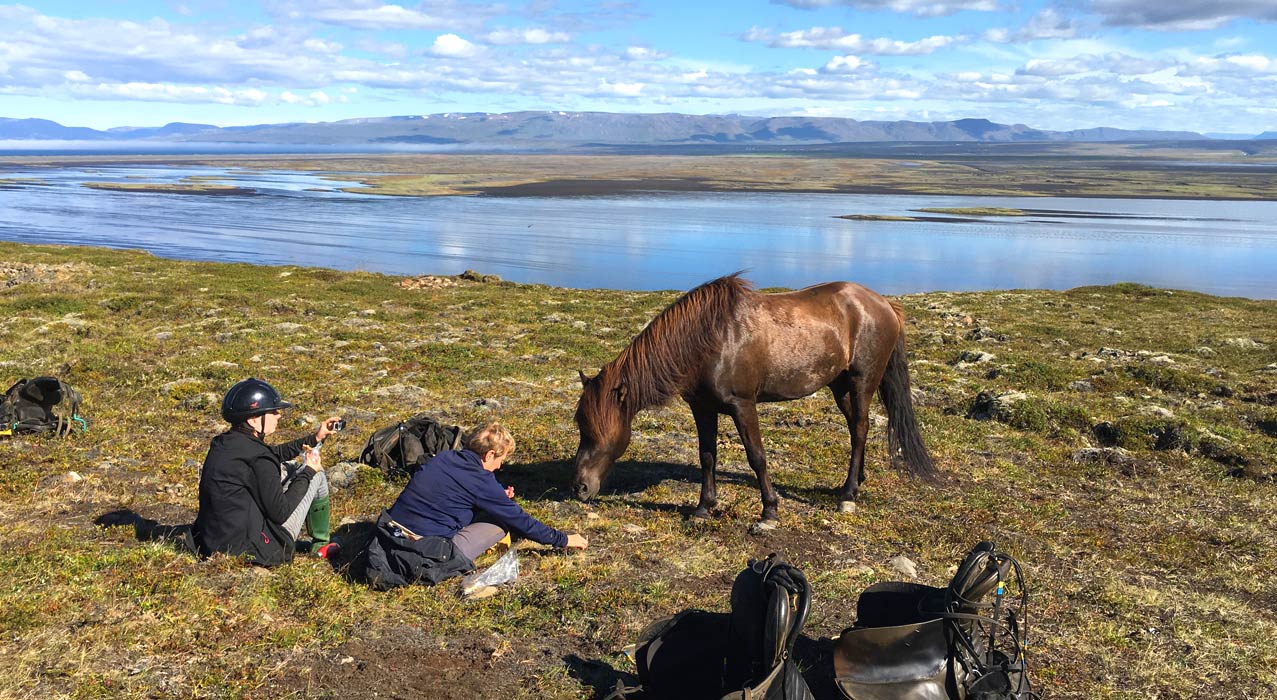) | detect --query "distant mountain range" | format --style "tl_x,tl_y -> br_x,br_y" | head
2,112 -> 1273,149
